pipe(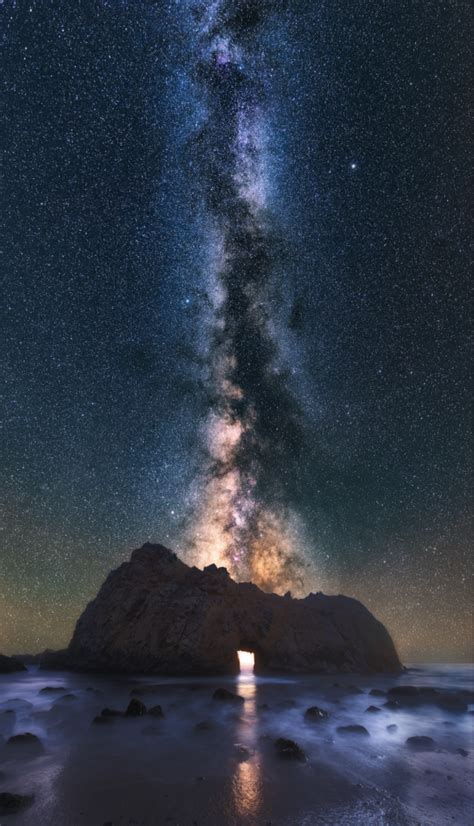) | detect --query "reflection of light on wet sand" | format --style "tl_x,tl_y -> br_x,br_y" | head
232,666 -> 263,818
232,756 -> 263,818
